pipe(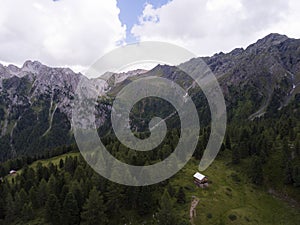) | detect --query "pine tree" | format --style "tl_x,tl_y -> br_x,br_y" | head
156,190 -> 177,225
292,166 -> 300,187
29,187 -> 39,209
70,181 -> 84,211
37,179 -> 48,206
36,162 -> 44,181
48,162 -> 57,175
249,156 -> 263,185
81,187 -> 107,225
14,191 -> 22,213
64,157 -> 76,175
73,165 -> 85,182
62,192 -> 80,225
167,184 -> 176,197
136,187 -> 153,216
59,158 -> 64,169
59,184 -> 69,202
0,184 -> 6,220
295,140 -> 300,156
47,174 -> 58,196
232,146 -> 240,164
5,193 -> 15,222
284,161 -> 293,185
45,194 -> 61,225
176,187 -> 186,204
105,183 -> 123,214
282,138 -> 289,159
18,188 -> 28,205
0,165 -> 6,177
226,134 -> 232,150
21,202 -> 34,222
